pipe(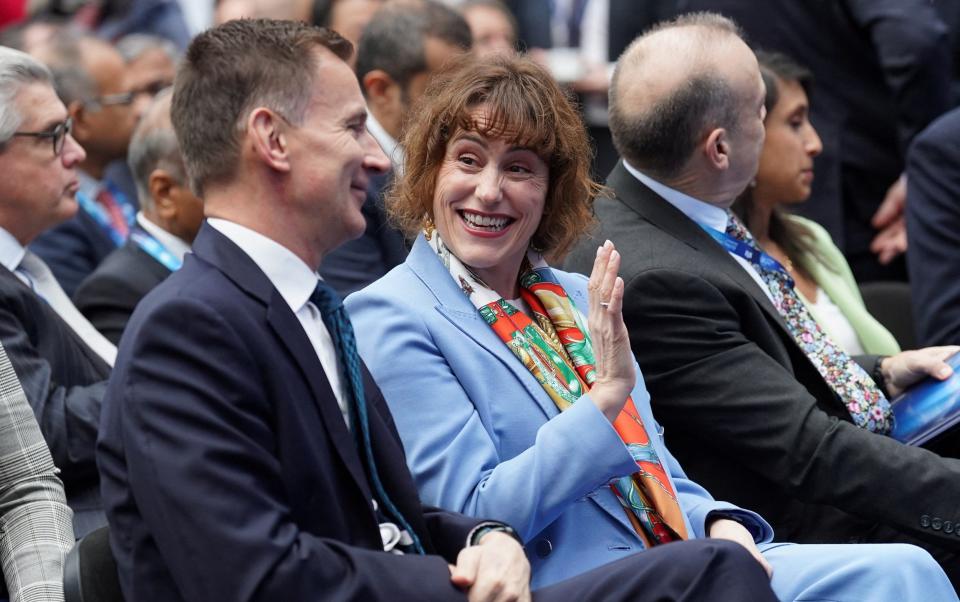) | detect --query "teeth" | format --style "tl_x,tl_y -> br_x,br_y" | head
462,211 -> 510,230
